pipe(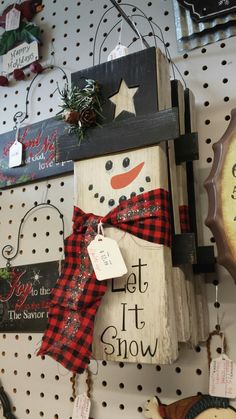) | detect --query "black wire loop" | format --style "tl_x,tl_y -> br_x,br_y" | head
1,203 -> 65,266
12,65 -> 69,129
94,1 -> 186,88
